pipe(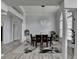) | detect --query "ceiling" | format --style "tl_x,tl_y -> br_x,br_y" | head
12,6 -> 23,15
22,6 -> 59,15
2,0 -> 63,6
